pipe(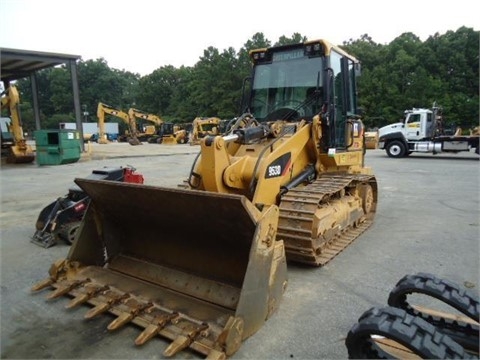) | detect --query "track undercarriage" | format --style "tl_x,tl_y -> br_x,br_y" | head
278,173 -> 377,266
